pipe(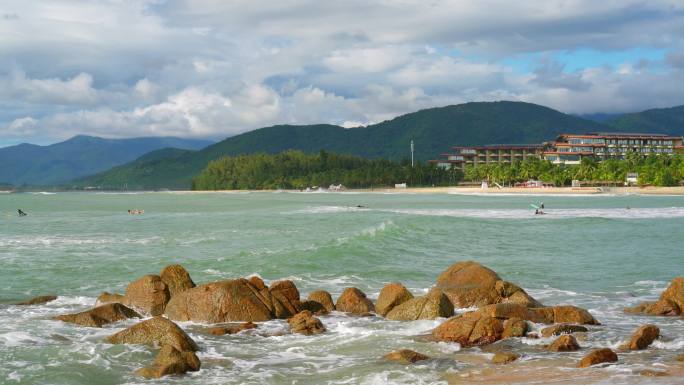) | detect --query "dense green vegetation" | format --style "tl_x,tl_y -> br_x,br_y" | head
608,105 -> 684,134
192,150 -> 462,190
463,153 -> 684,186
